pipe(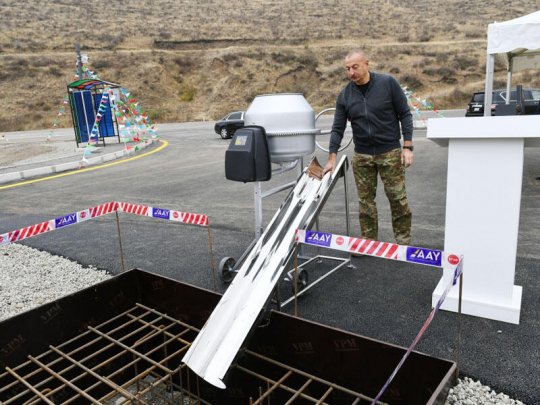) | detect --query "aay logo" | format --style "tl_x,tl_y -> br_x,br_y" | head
305,231 -> 332,247
152,207 -> 170,219
55,213 -> 77,228
406,247 -> 442,267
